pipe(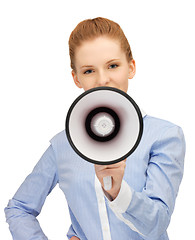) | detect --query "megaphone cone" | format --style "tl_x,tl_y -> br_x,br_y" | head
65,86 -> 143,165
66,87 -> 143,190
